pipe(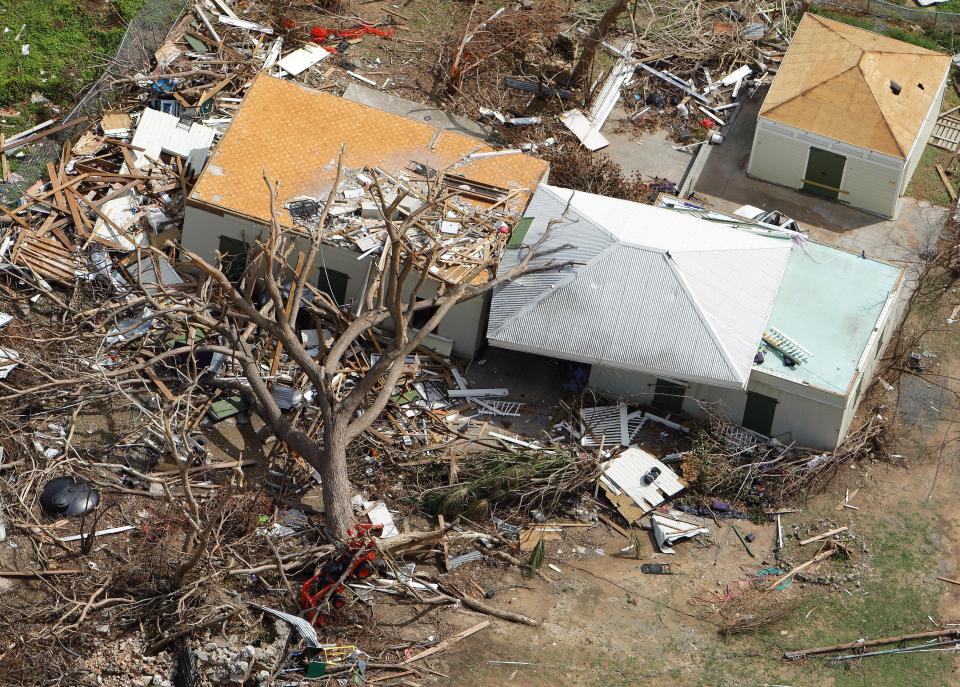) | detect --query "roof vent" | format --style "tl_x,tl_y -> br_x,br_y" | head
890,80 -> 902,95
